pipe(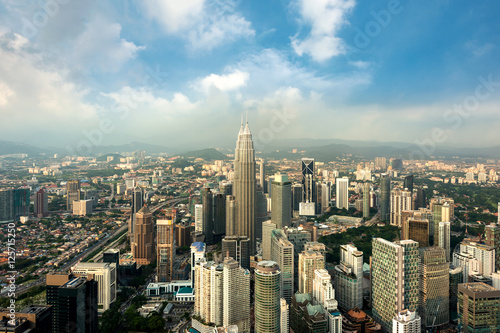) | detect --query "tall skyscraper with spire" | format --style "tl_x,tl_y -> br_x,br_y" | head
231,120 -> 257,252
